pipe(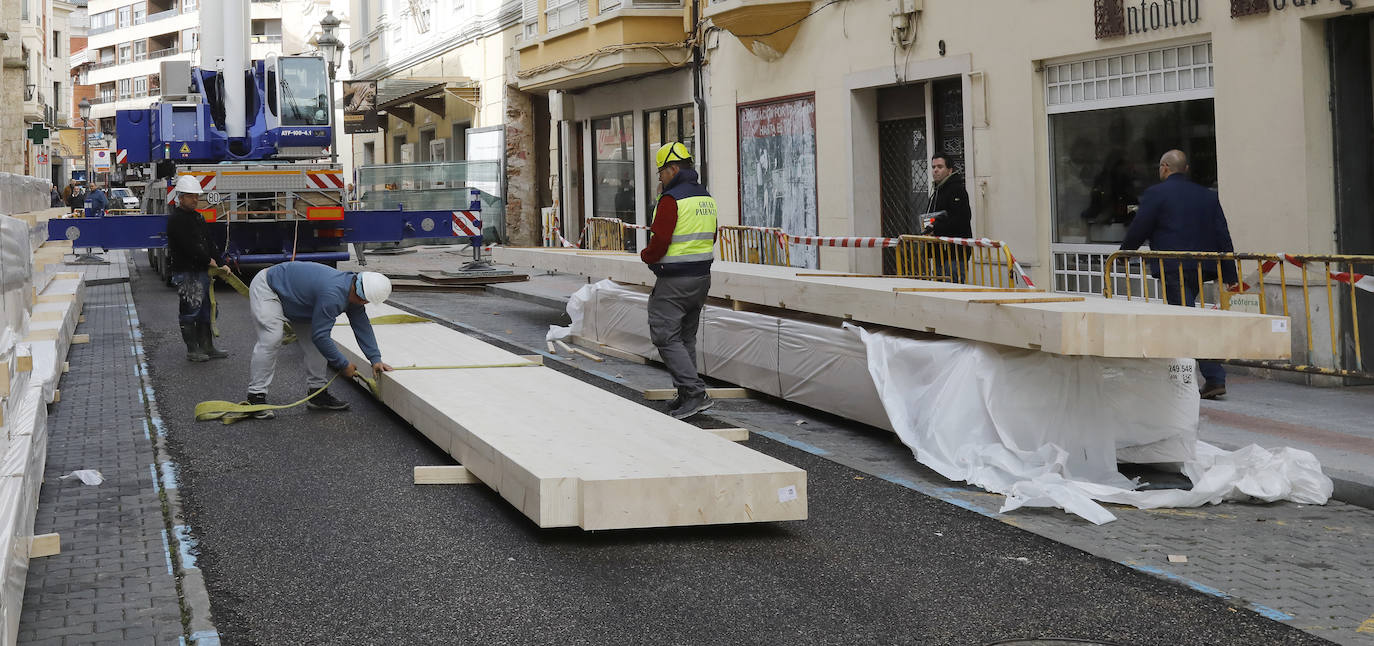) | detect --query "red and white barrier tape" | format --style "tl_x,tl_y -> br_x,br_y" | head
784,235 -> 899,248
1237,255 -> 1374,294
